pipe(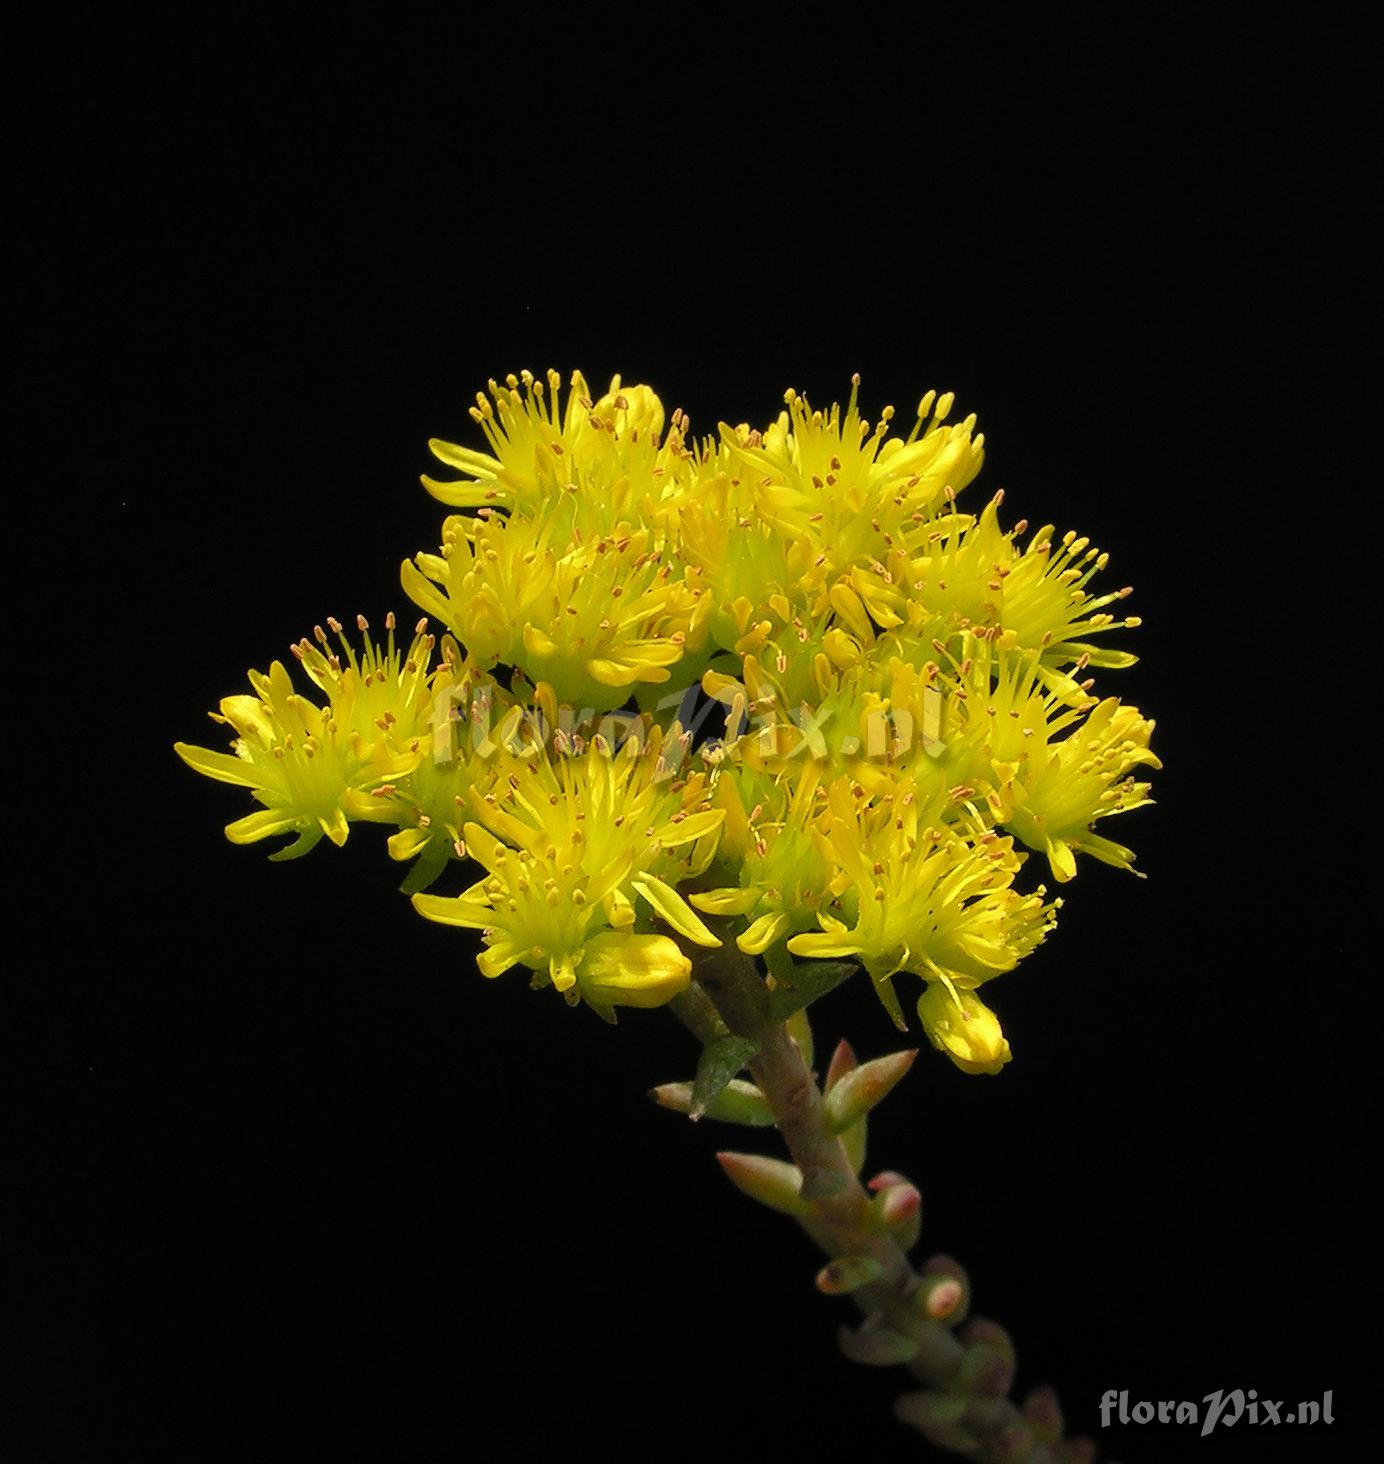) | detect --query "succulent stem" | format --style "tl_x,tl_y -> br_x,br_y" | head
684,932 -> 1101,1463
